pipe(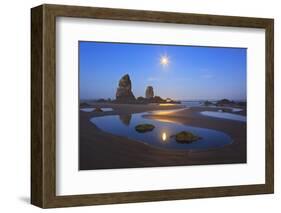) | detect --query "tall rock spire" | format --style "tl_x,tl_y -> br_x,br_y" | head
145,86 -> 154,99
115,74 -> 136,102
